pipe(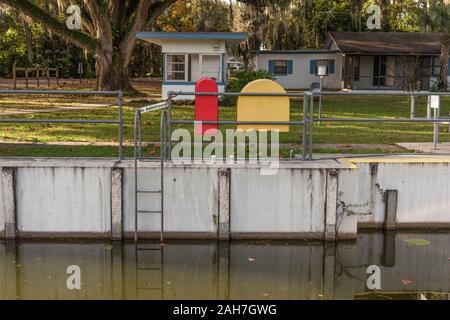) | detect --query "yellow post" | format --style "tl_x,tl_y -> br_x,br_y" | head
237,79 -> 290,132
